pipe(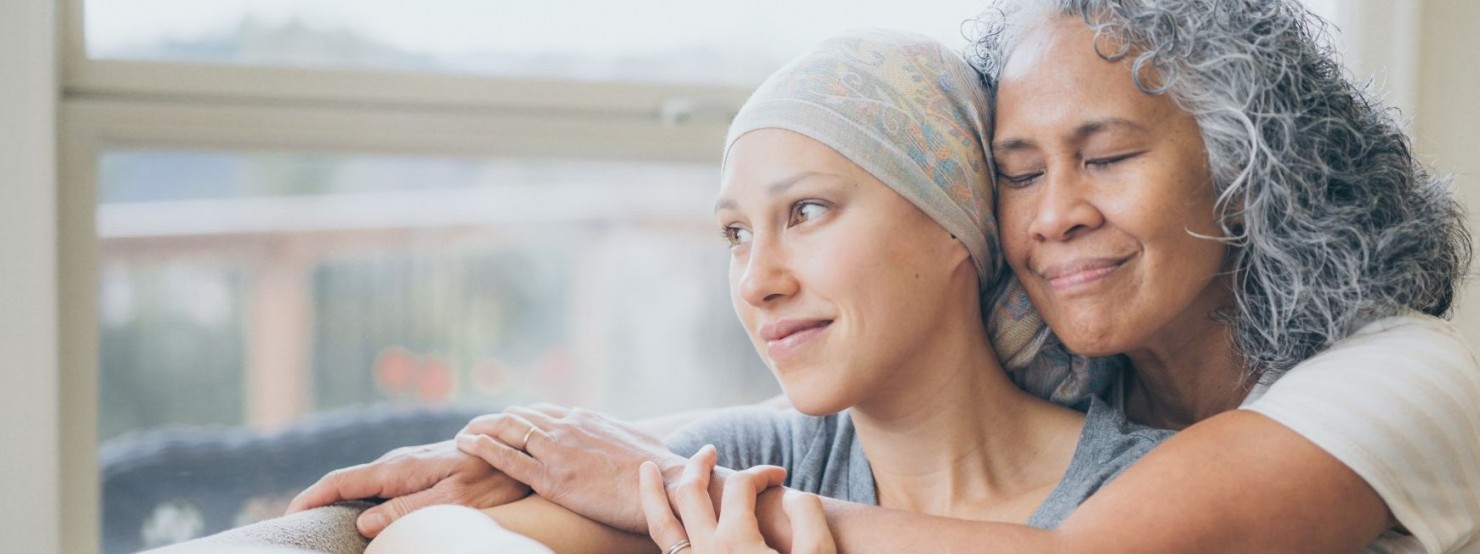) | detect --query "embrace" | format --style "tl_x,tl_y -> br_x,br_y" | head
259,0 -> 1477,553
